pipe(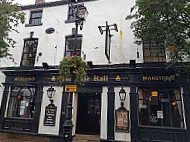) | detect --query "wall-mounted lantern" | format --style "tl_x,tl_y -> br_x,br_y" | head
115,87 -> 129,132
47,86 -> 56,104
76,4 -> 88,22
44,86 -> 57,126
119,87 -> 126,107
